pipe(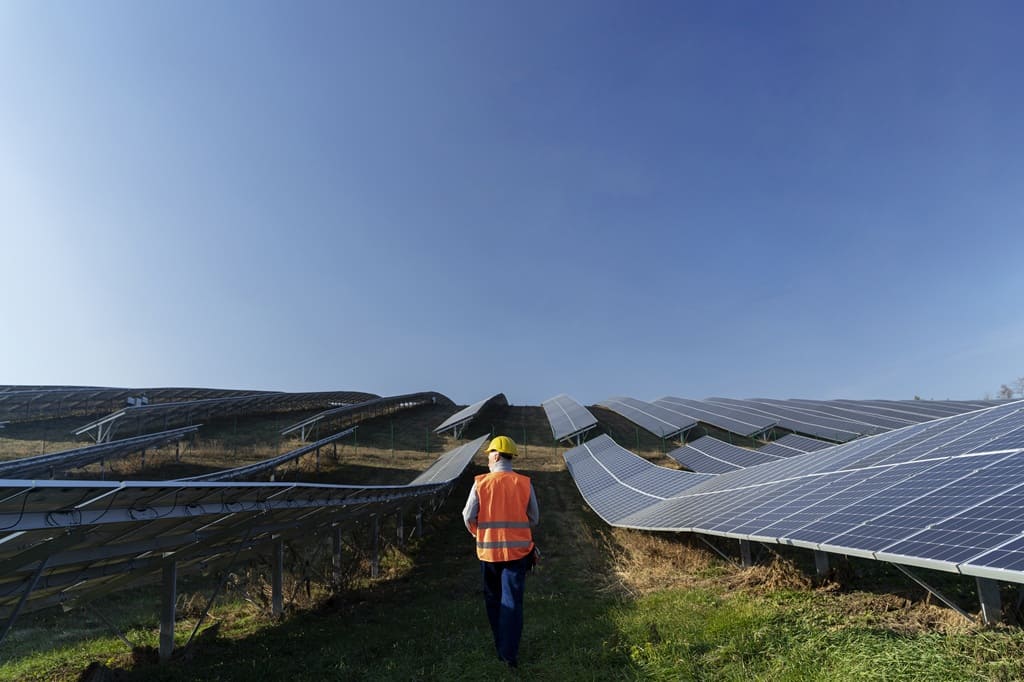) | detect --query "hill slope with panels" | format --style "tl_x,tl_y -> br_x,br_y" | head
0,386 -> 467,659
563,399 -> 1024,623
